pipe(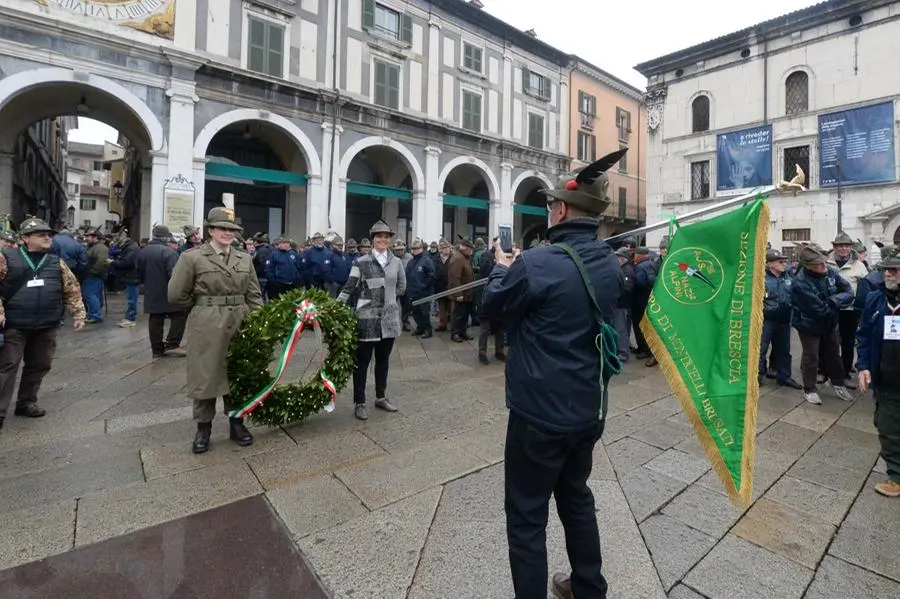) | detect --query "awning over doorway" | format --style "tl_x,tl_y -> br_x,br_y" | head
514,204 -> 546,216
443,194 -> 489,210
347,181 -> 412,200
205,163 -> 308,186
